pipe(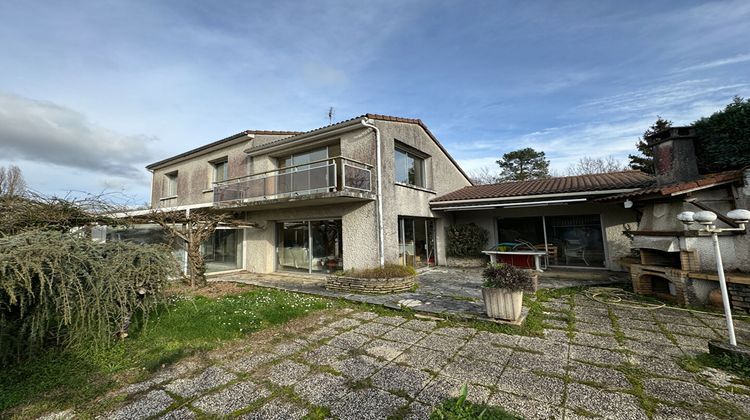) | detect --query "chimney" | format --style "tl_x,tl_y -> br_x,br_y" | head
647,126 -> 699,186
